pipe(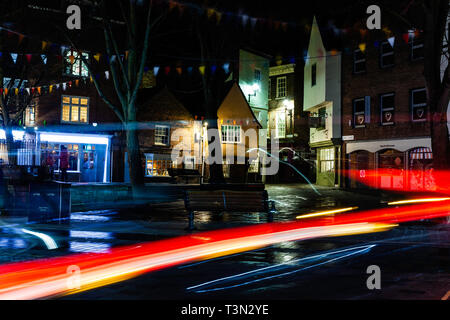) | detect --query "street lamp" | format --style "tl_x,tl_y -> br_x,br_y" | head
247,83 -> 260,103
